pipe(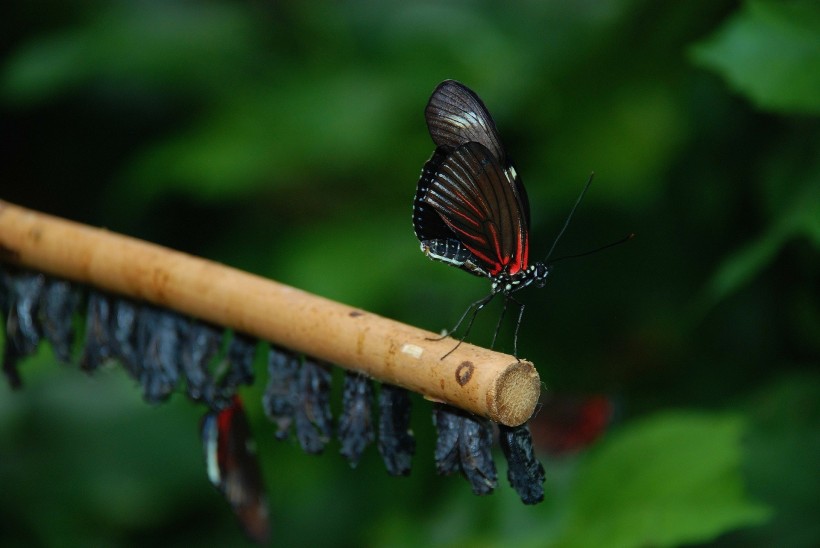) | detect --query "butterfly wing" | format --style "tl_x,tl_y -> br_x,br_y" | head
414,147 -> 453,243
414,147 -> 489,277
425,80 -> 532,228
421,142 -> 530,276
201,397 -> 270,543
425,80 -> 506,162
417,80 -> 533,275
